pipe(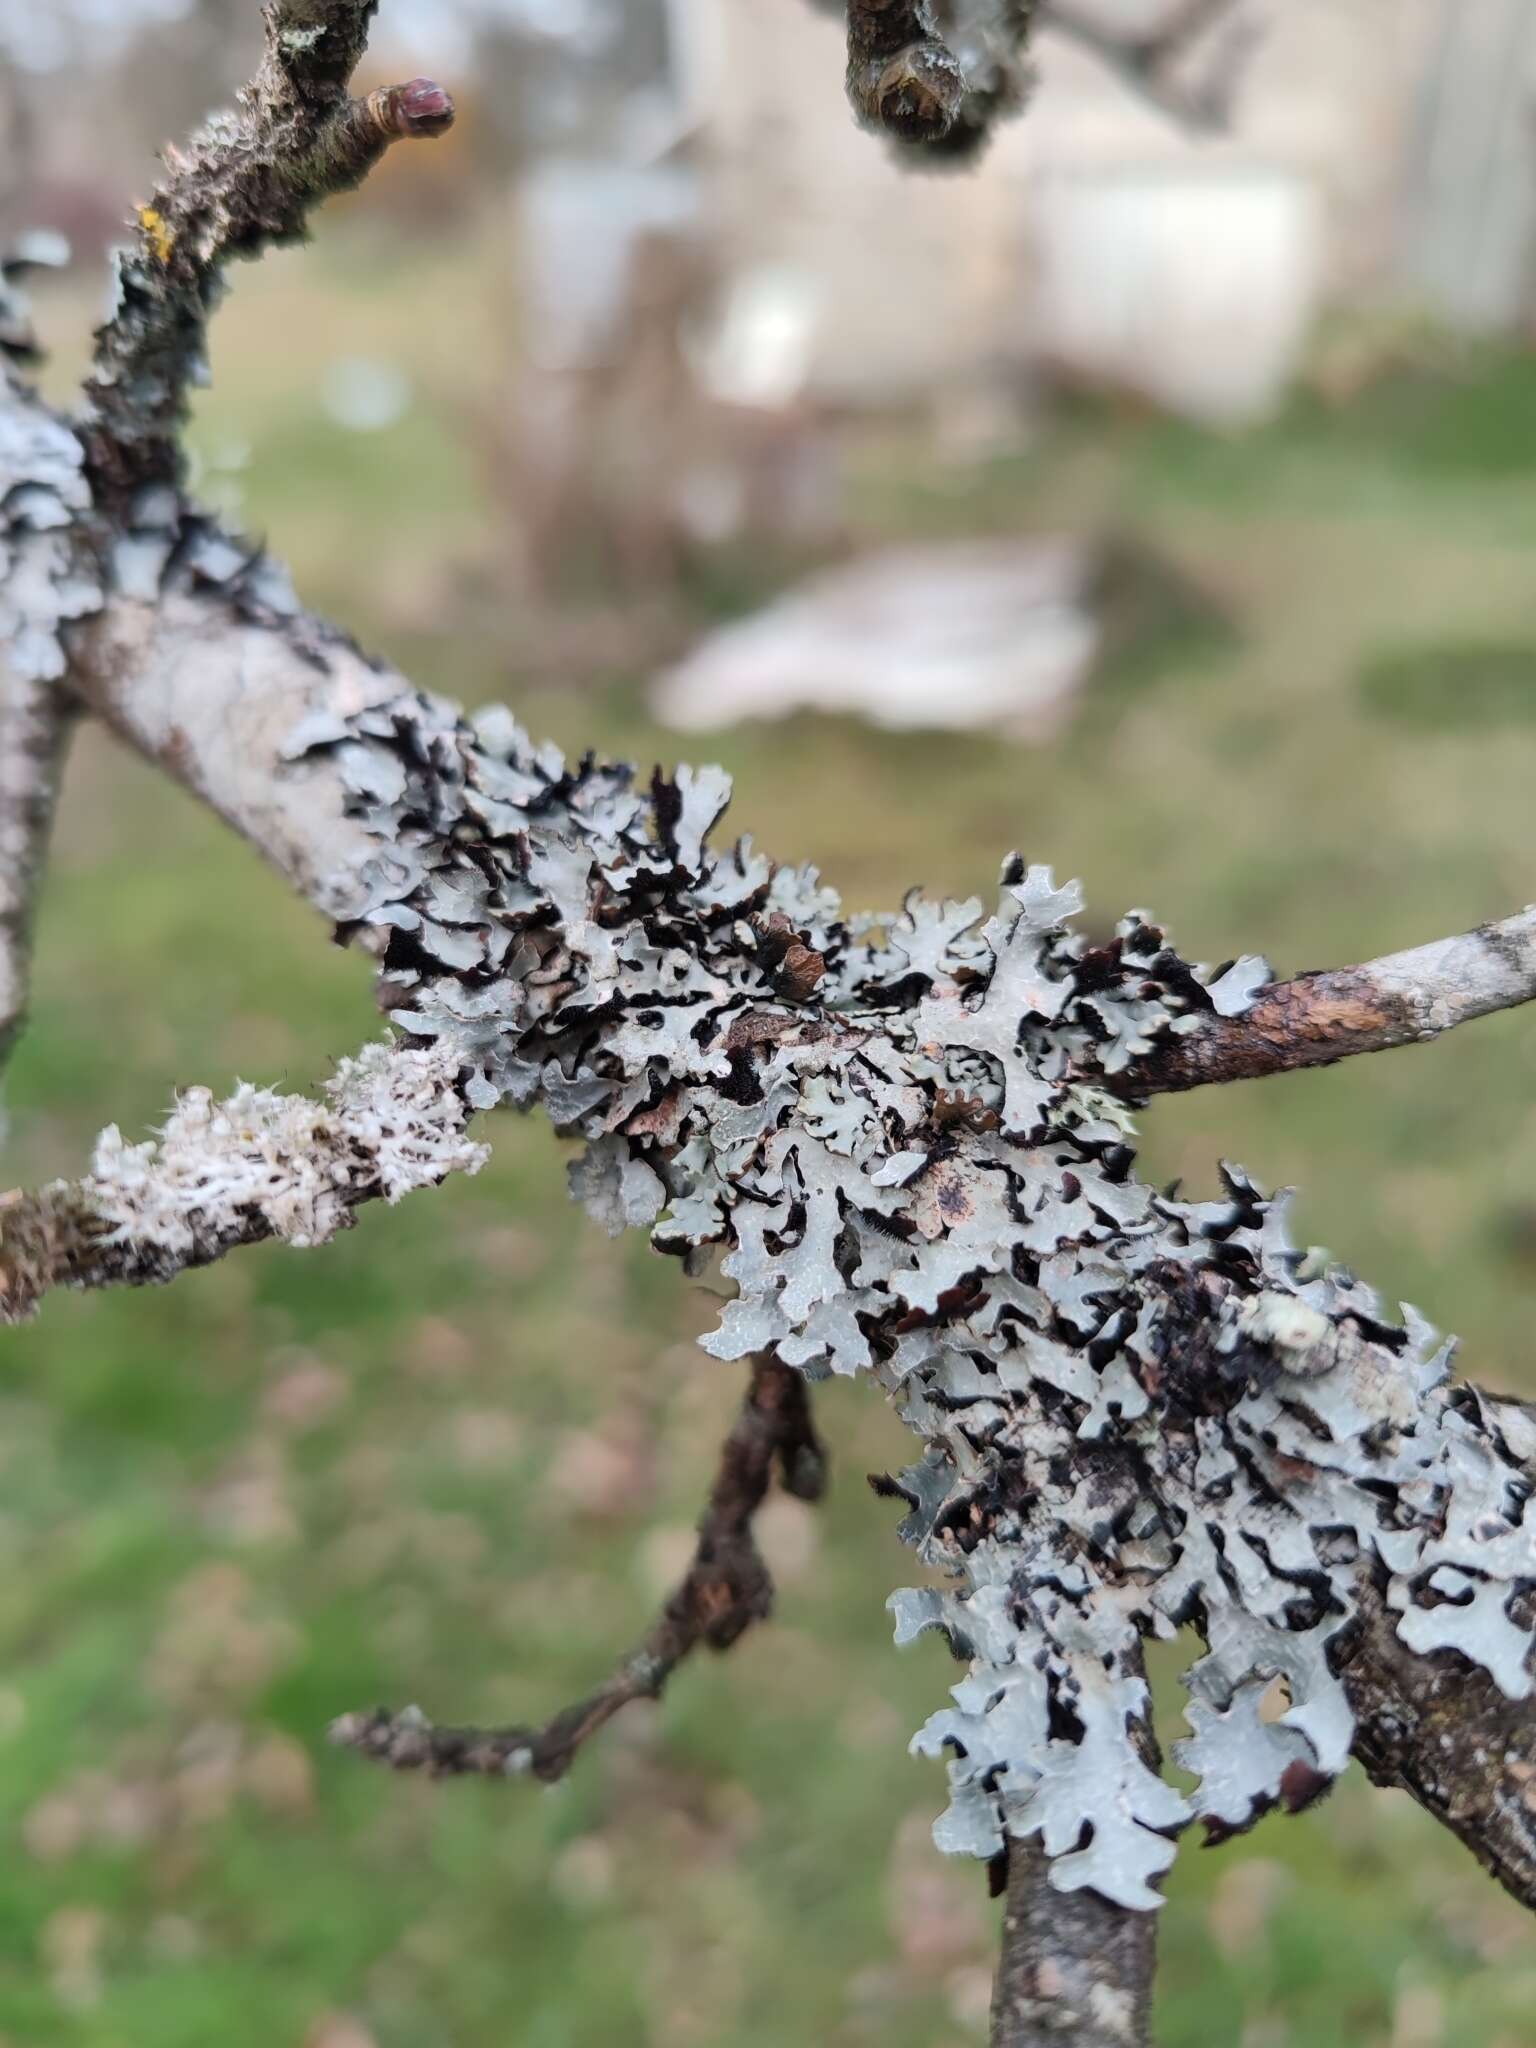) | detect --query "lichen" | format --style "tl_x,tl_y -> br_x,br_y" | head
0,354 -> 102,683
276,686 -> 1536,1909
0,1043 -> 488,1321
